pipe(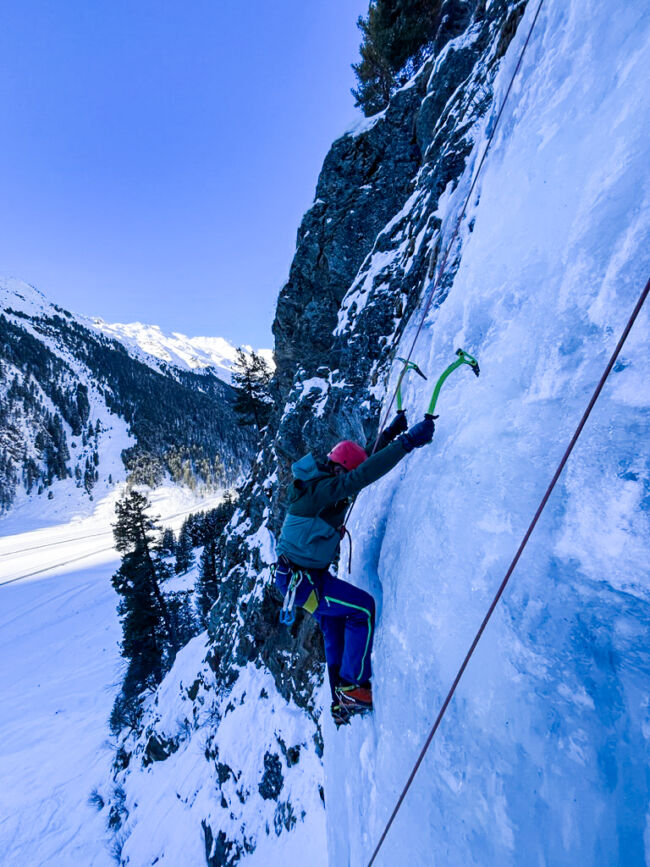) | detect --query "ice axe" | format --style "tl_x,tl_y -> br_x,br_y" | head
425,348 -> 480,418
395,357 -> 428,412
